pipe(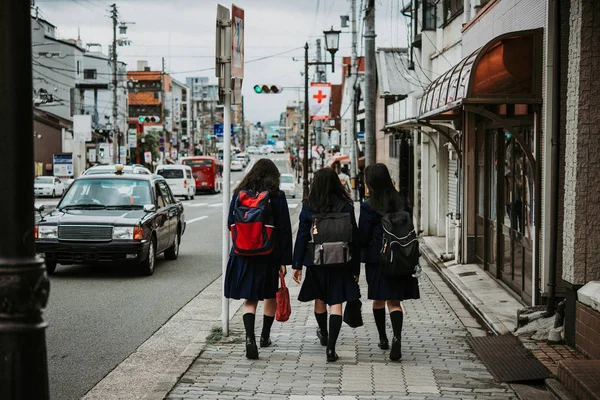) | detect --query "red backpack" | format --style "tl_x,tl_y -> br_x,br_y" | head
230,190 -> 275,256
